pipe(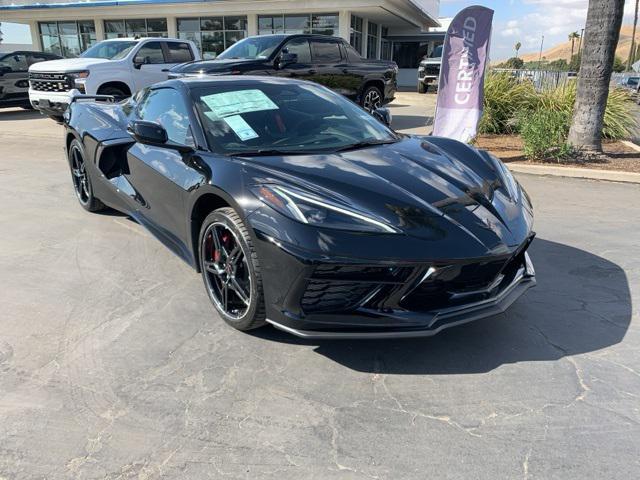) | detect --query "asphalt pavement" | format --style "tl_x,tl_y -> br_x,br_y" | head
0,103 -> 638,479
